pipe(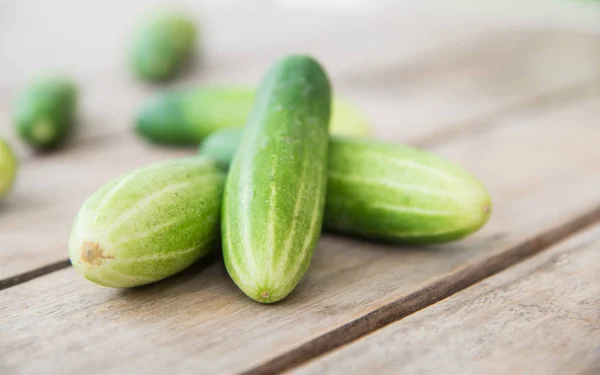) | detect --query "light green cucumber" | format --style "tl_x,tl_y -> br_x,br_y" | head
68,157 -> 224,288
13,77 -> 77,150
222,55 -> 332,303
202,129 -> 491,244
135,86 -> 368,145
129,11 -> 197,81
0,139 -> 18,198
